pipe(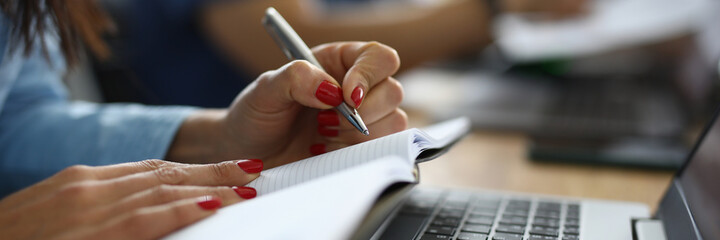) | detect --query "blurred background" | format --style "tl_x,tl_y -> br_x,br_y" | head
66,0 -> 720,171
